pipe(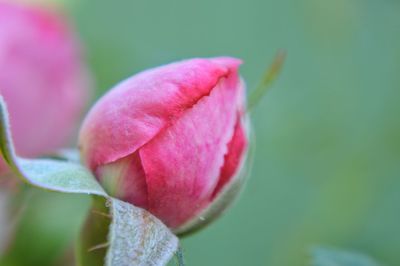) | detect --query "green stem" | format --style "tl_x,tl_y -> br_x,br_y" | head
248,50 -> 286,111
